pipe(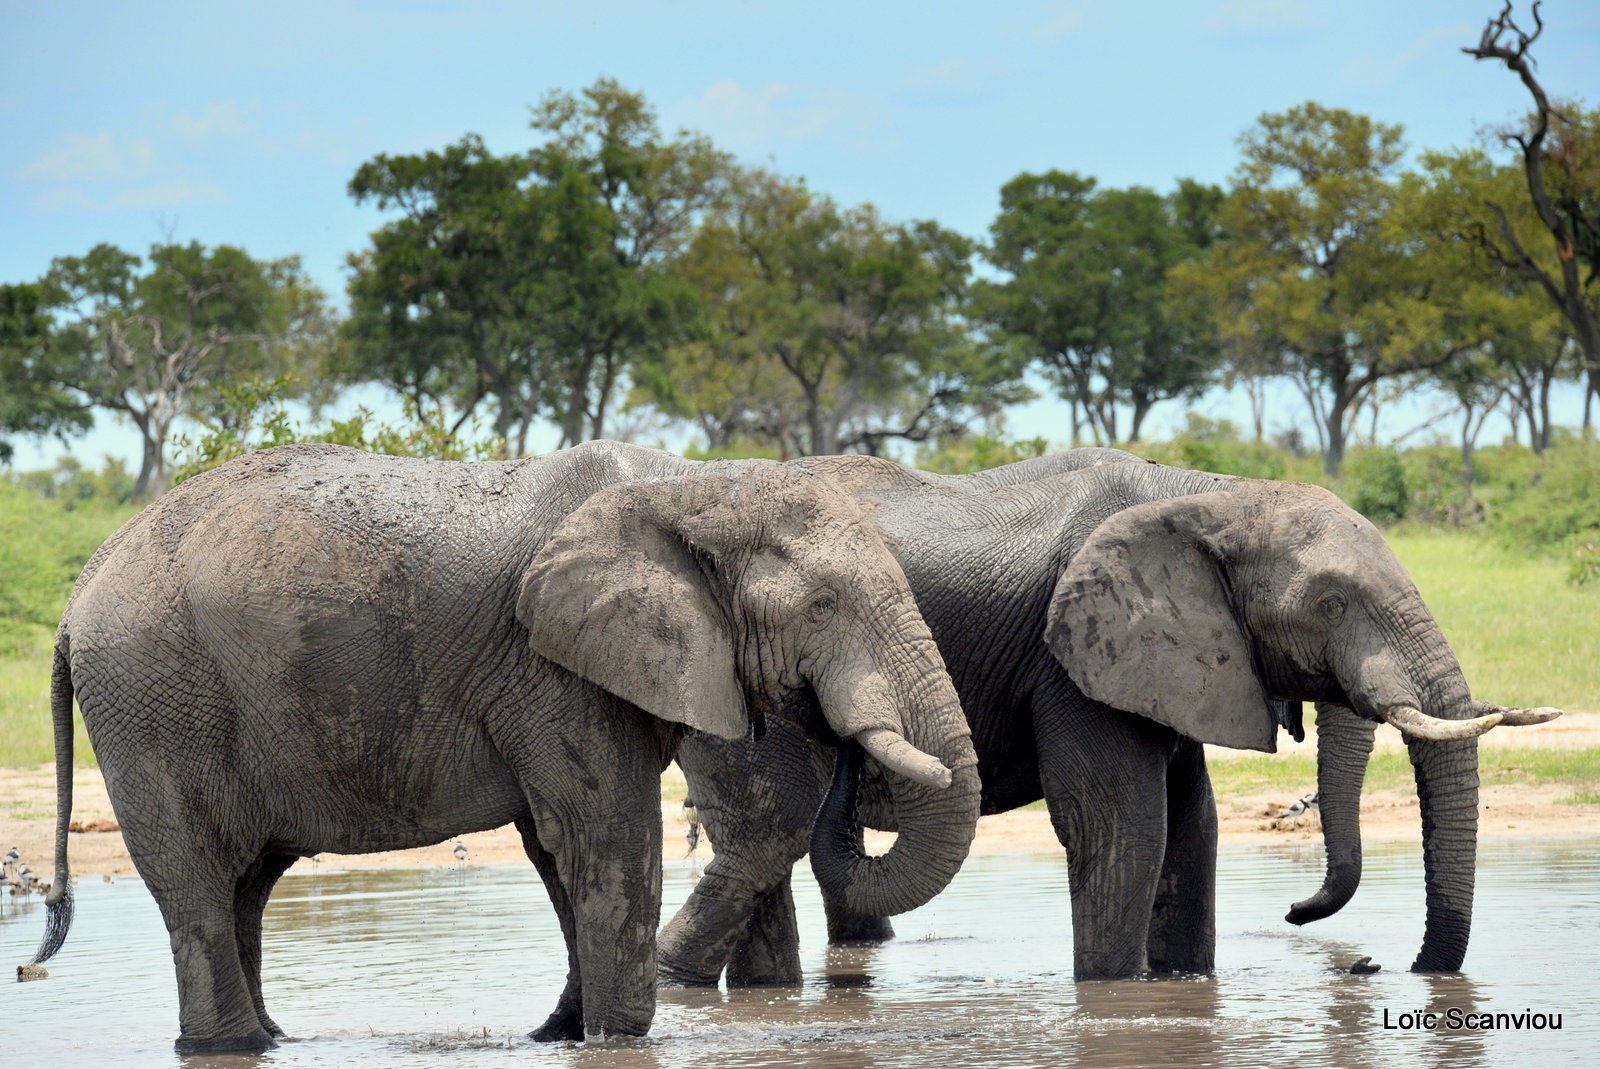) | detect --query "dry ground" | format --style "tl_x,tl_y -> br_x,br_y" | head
2,714 -> 1595,879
